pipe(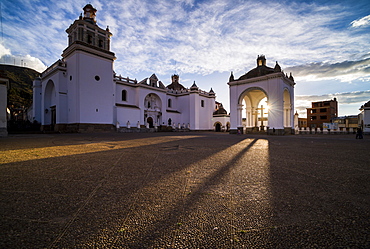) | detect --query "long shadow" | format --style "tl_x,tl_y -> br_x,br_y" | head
0,133 -> 247,248
122,138 -> 259,248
